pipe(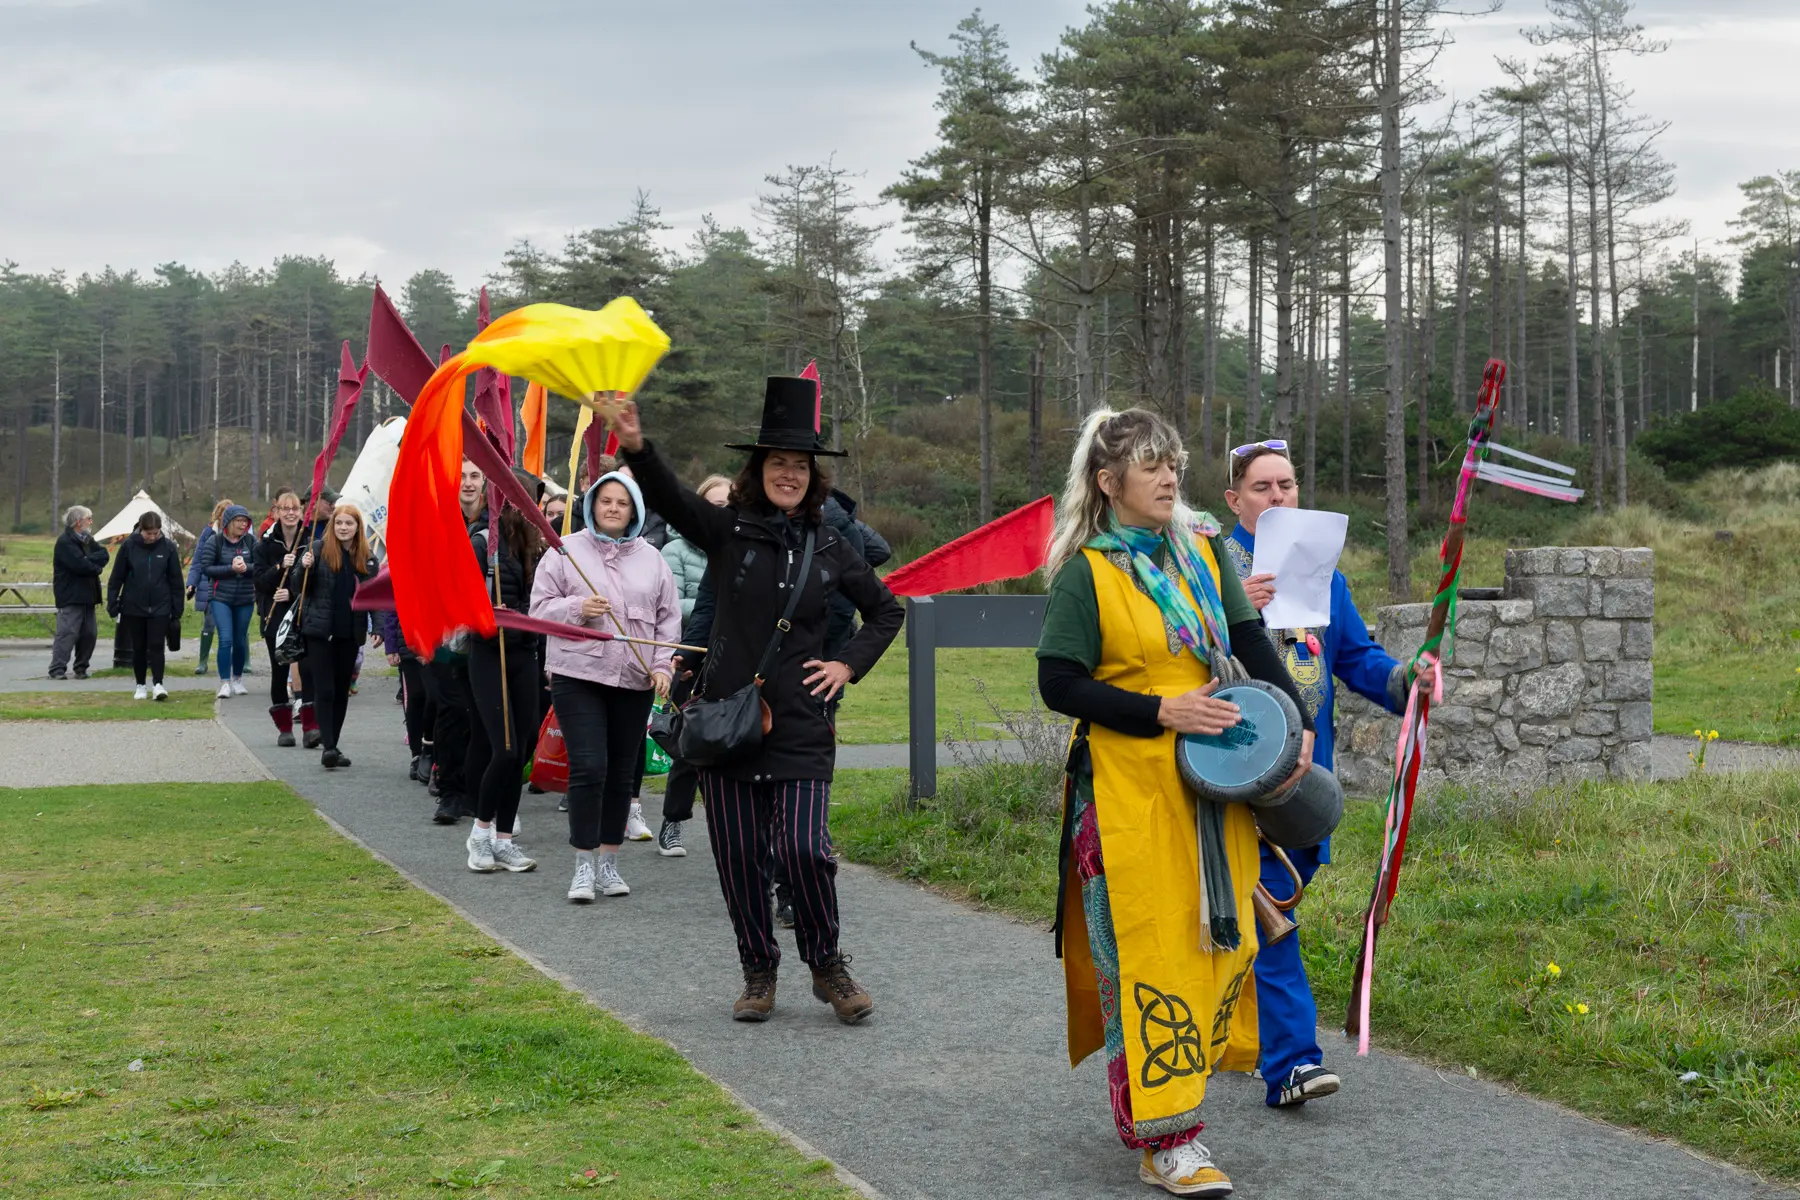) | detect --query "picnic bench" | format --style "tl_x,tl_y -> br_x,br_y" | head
0,583 -> 58,635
